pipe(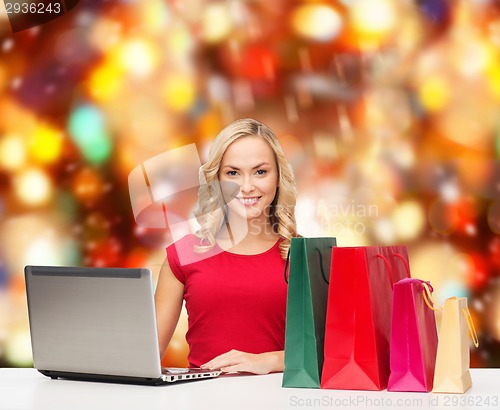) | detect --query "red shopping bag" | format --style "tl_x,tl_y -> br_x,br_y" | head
320,246 -> 410,391
388,278 -> 440,392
